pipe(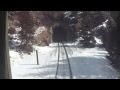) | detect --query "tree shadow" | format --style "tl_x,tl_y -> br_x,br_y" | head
69,56 -> 118,79
18,58 -> 70,79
